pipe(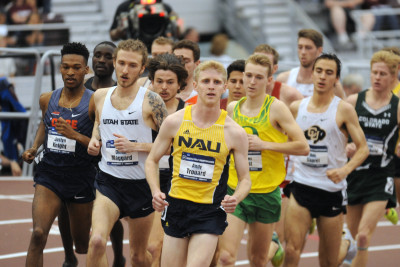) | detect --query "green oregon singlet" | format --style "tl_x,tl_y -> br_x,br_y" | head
228,95 -> 288,193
